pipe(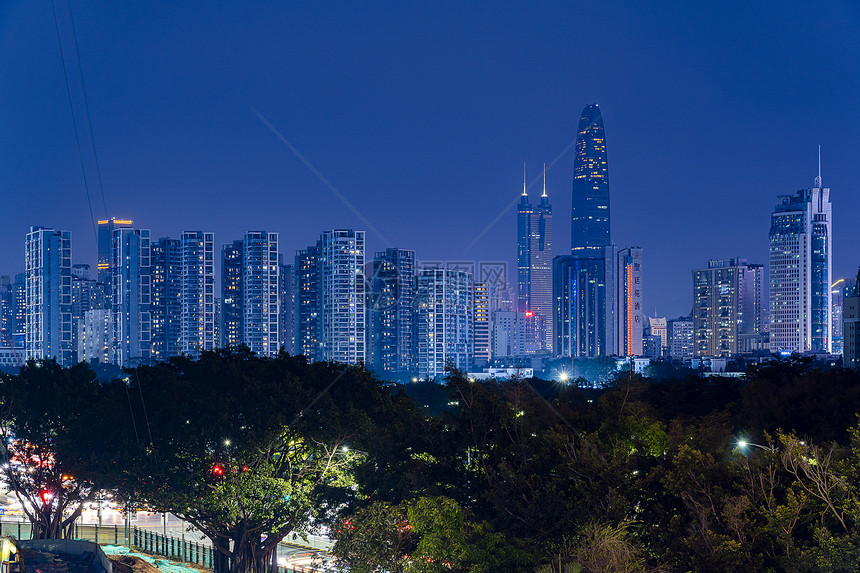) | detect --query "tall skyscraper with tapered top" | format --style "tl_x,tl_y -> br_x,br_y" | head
769,153 -> 832,354
555,104 -> 612,358
571,104 -> 609,254
517,165 -> 553,353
